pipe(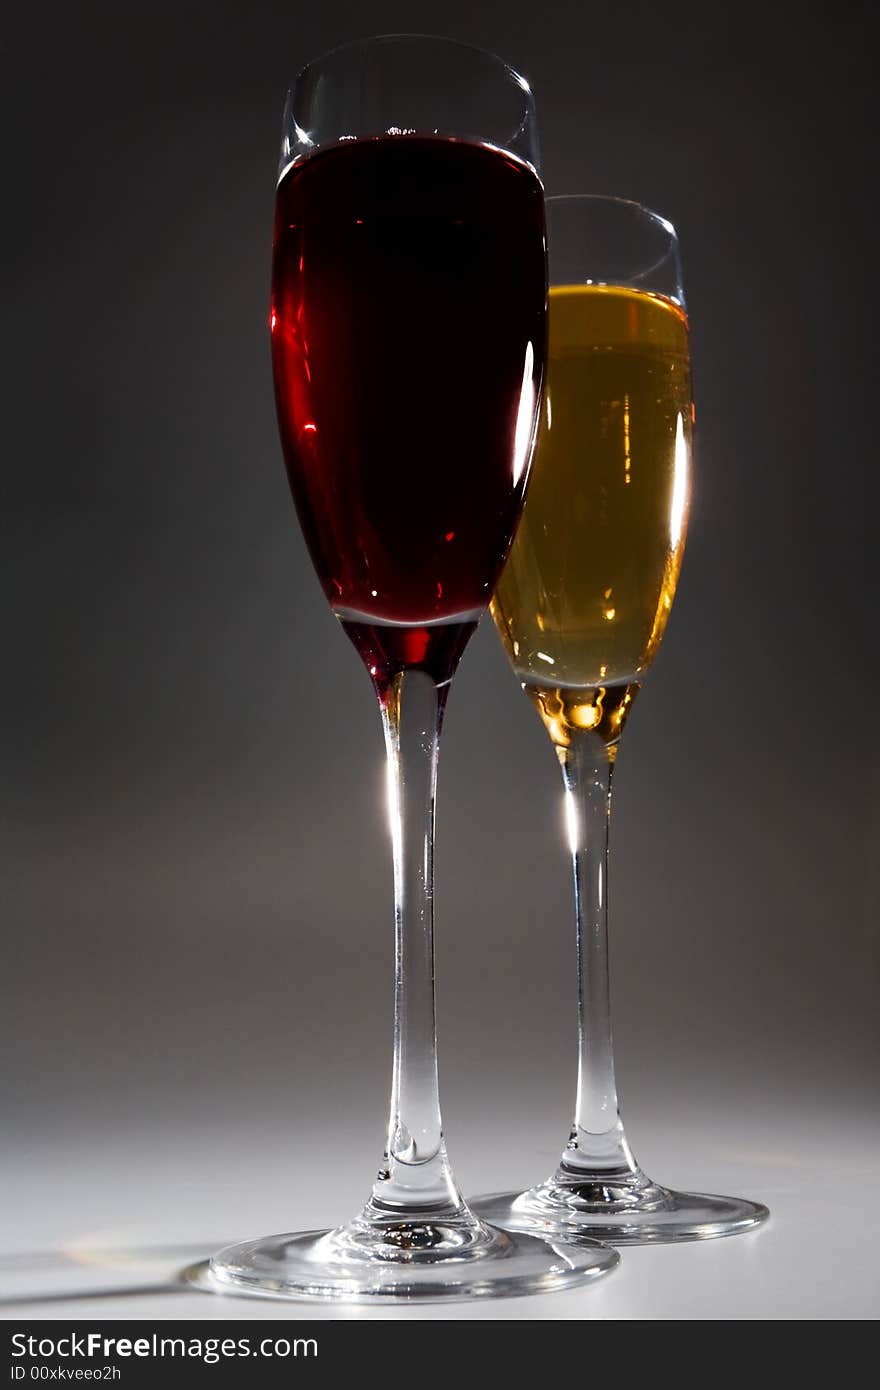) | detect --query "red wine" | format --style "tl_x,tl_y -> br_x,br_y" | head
271,135 -> 546,682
